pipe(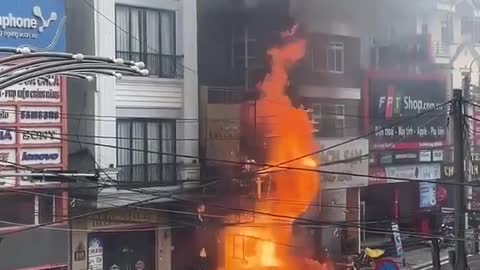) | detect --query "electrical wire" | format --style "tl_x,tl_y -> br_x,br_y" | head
0,101 -> 454,237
